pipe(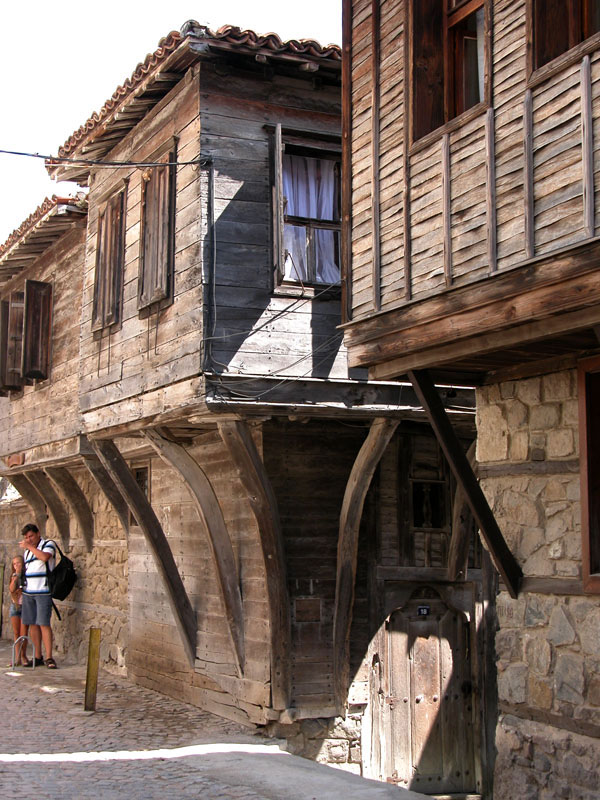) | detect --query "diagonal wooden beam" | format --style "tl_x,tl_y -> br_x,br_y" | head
90,438 -> 197,667
45,467 -> 94,553
27,470 -> 70,547
6,474 -> 47,535
333,417 -> 399,708
409,369 -> 522,598
218,419 -> 291,710
80,447 -> 130,534
142,428 -> 244,677
448,441 -> 477,581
